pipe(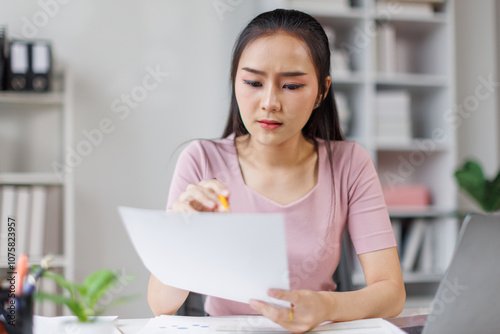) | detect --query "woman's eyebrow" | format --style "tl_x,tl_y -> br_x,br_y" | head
241,67 -> 307,77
